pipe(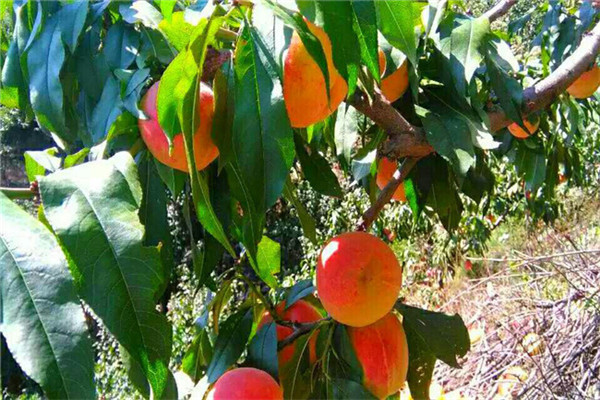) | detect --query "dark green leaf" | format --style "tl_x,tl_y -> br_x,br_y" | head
27,15 -> 70,139
104,22 -> 140,70
376,0 -> 417,66
207,307 -> 253,383
294,134 -> 343,198
247,321 -> 279,379
232,24 -> 295,211
334,104 -> 360,163
485,41 -> 524,128
331,379 -> 376,400
154,158 -> 187,197
90,75 -> 124,143
314,0 -> 360,95
449,16 -> 490,95
514,144 -> 547,193
280,333 -> 313,399
182,330 -> 213,383
282,177 -> 318,245
350,0 -> 380,83
461,151 -> 495,203
58,1 -> 88,53
416,105 -> 474,177
285,279 -> 315,309
39,153 -> 174,399
330,324 -> 363,383
0,193 -> 95,399
138,153 -> 173,299
75,22 -> 110,102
